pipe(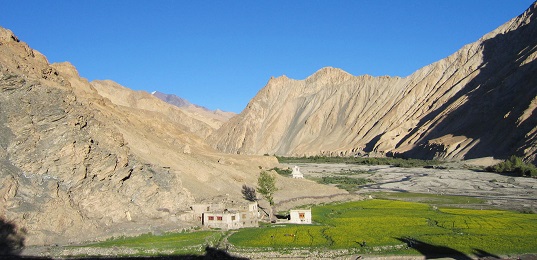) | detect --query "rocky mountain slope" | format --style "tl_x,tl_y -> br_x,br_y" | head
210,2 -> 537,164
0,27 -> 343,246
90,80 -> 226,138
